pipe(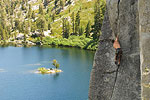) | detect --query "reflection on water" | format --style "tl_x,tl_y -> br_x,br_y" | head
0,69 -> 6,72
26,63 -> 41,66
0,46 -> 95,100
53,73 -> 60,80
